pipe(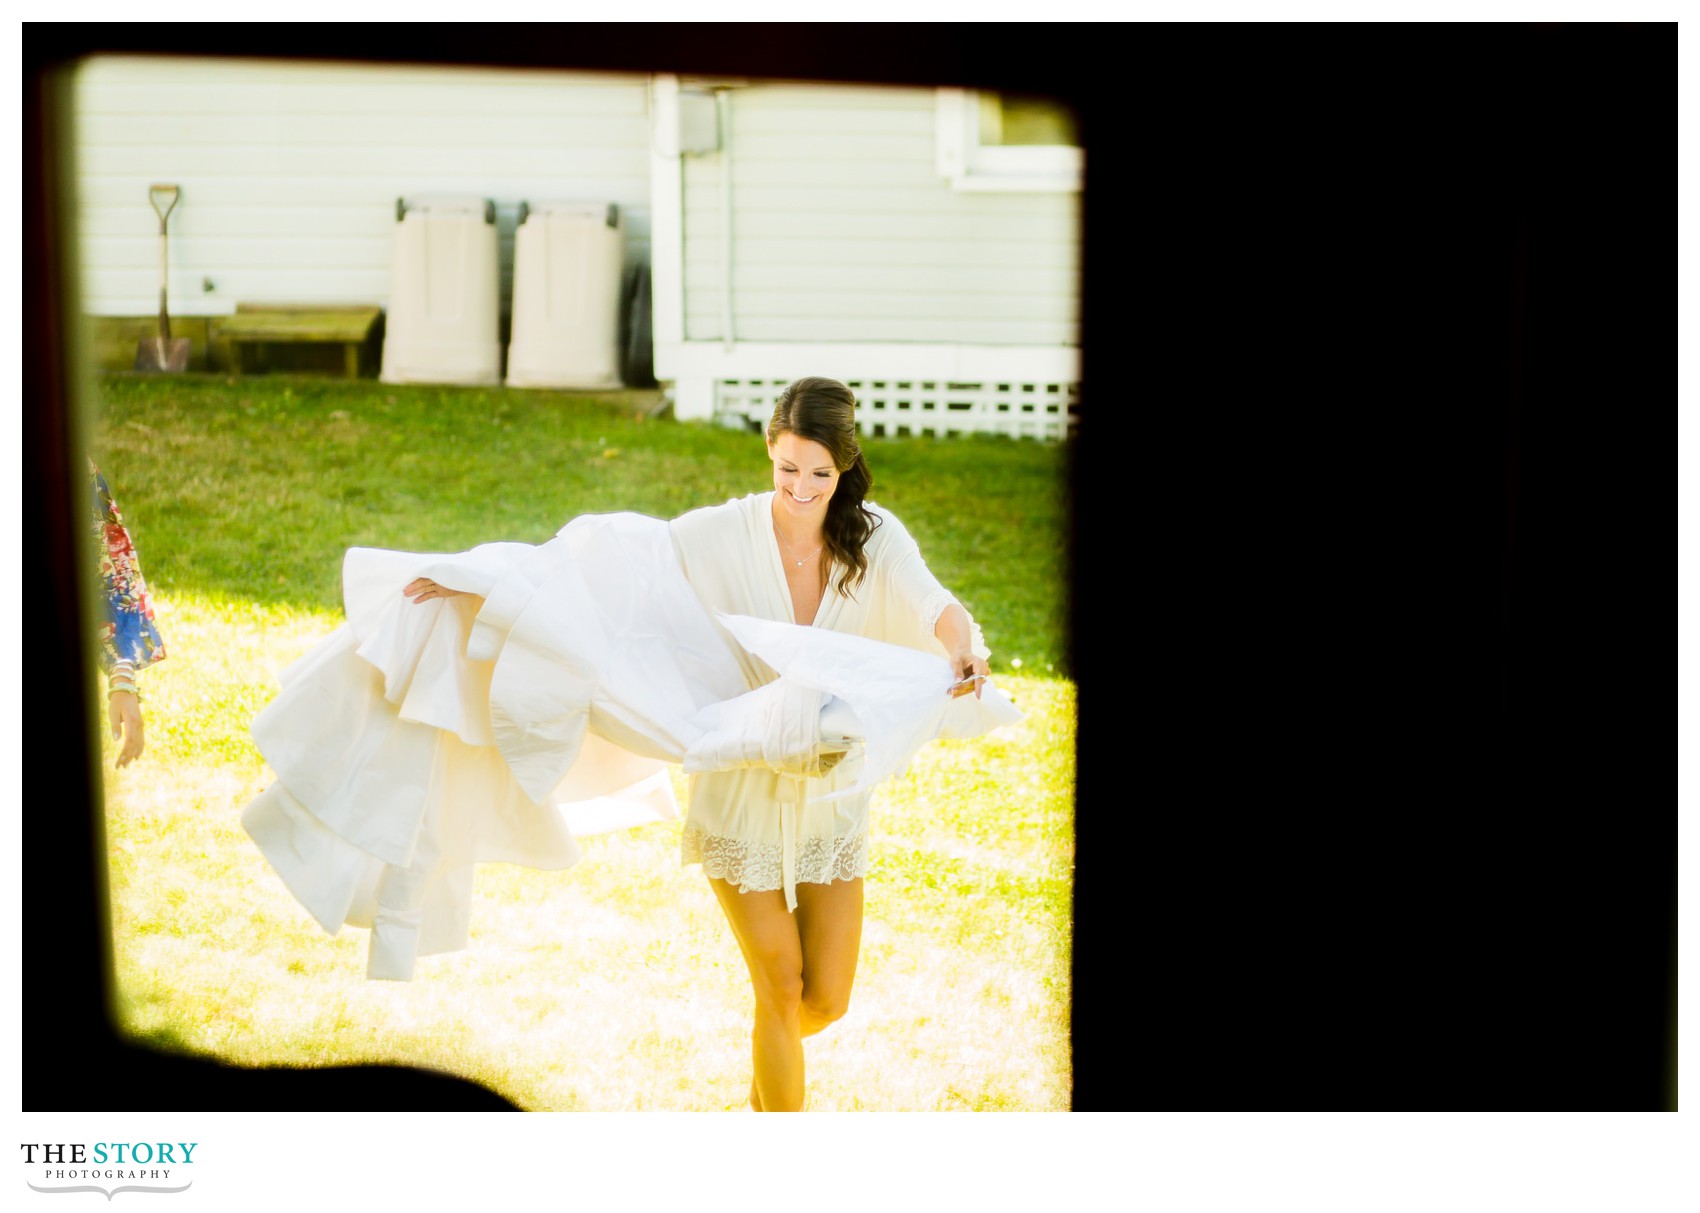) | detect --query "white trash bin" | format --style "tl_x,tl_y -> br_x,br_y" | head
380,195 -> 501,386
505,201 -> 625,390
